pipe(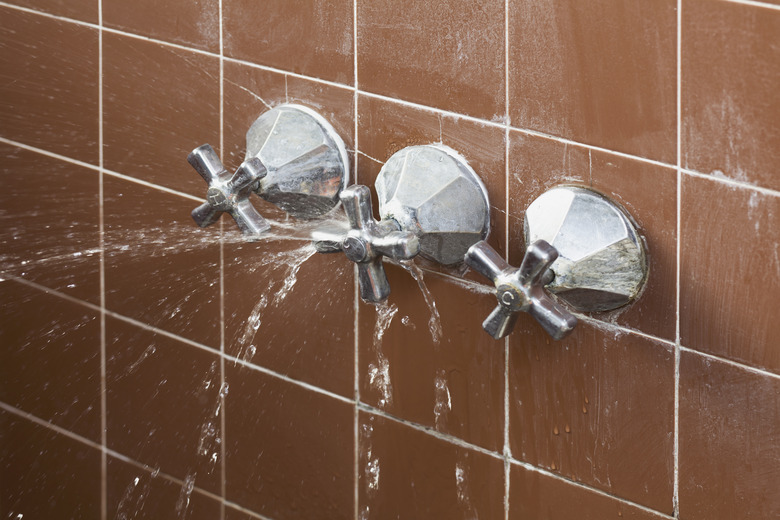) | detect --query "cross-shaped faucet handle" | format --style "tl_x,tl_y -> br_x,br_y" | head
465,240 -> 577,340
187,144 -> 270,238
313,185 -> 420,303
